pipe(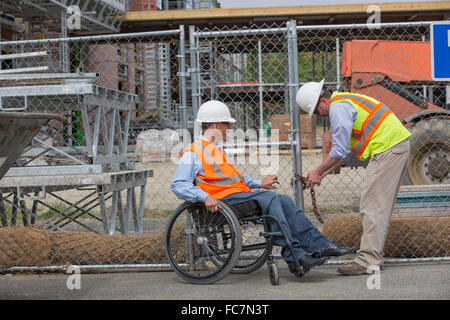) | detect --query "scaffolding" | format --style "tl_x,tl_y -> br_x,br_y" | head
0,0 -> 126,38
0,27 -> 182,235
